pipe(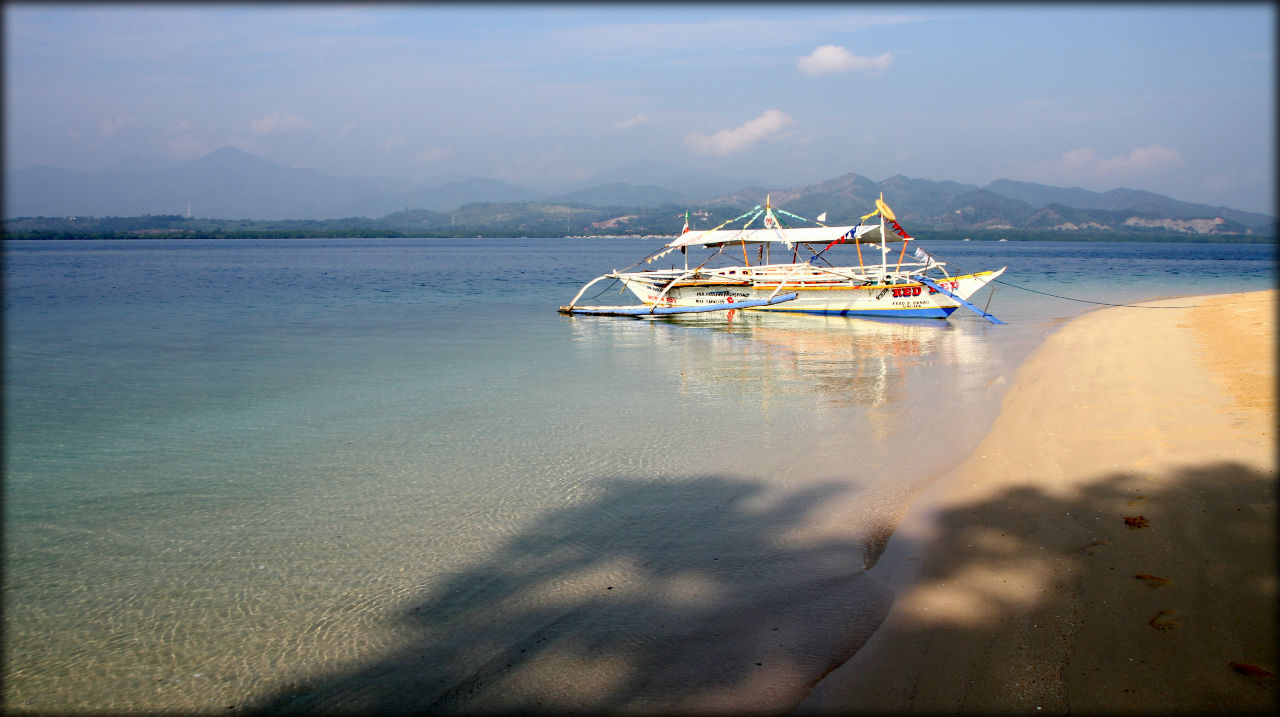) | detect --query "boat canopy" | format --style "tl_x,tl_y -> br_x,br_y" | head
665,223 -> 904,249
